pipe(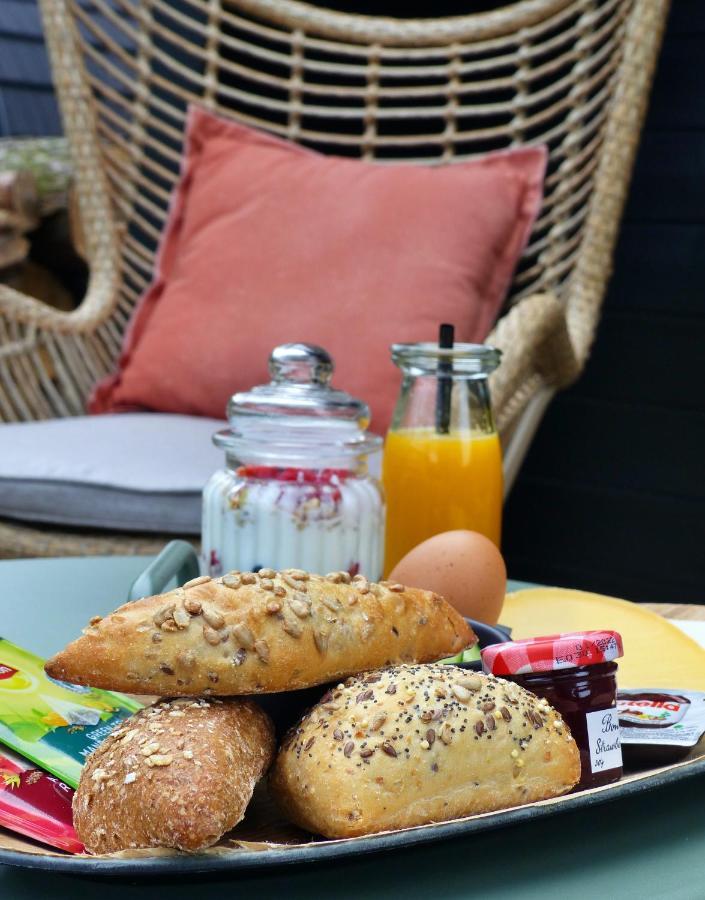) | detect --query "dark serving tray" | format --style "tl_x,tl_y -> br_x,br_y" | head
1,544 -> 703,879
1,751 -> 703,879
